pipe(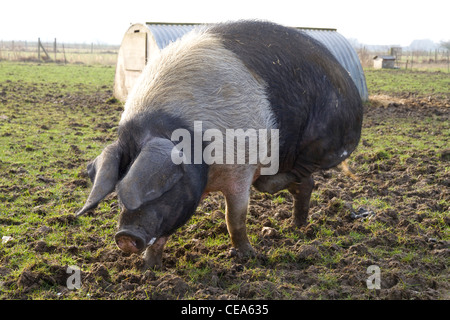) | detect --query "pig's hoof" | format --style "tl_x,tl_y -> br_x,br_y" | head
142,252 -> 163,270
142,259 -> 162,271
292,217 -> 308,228
233,244 -> 256,259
